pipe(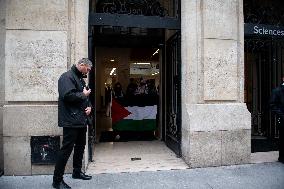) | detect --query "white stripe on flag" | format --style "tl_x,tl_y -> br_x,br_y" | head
124,105 -> 157,120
